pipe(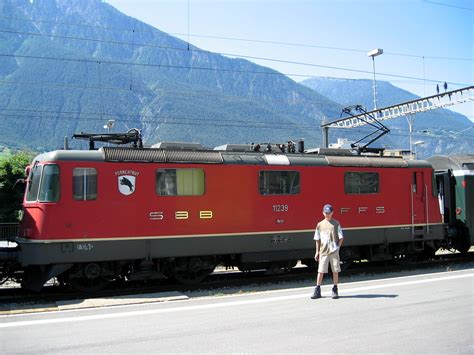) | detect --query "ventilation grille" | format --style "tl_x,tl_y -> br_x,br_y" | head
325,155 -> 408,168
103,147 -> 223,164
165,150 -> 223,163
